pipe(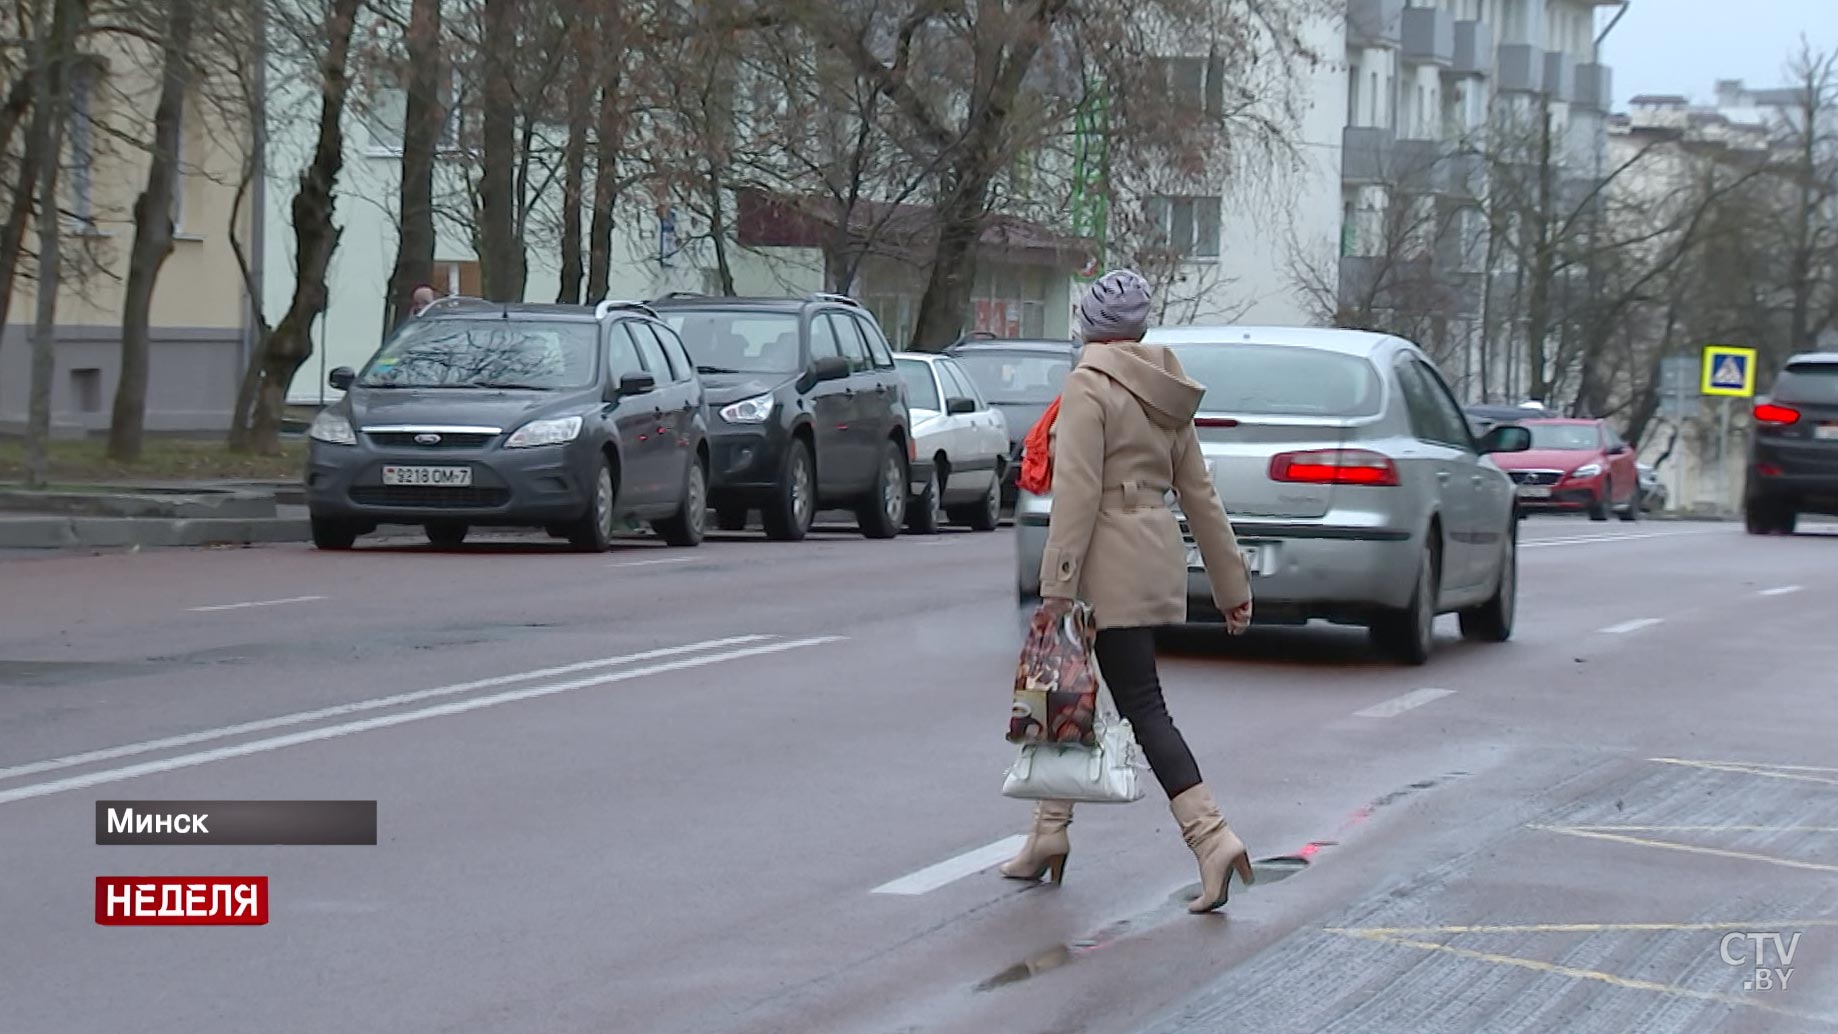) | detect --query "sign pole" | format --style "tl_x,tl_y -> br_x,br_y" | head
1720,396 -> 1732,513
